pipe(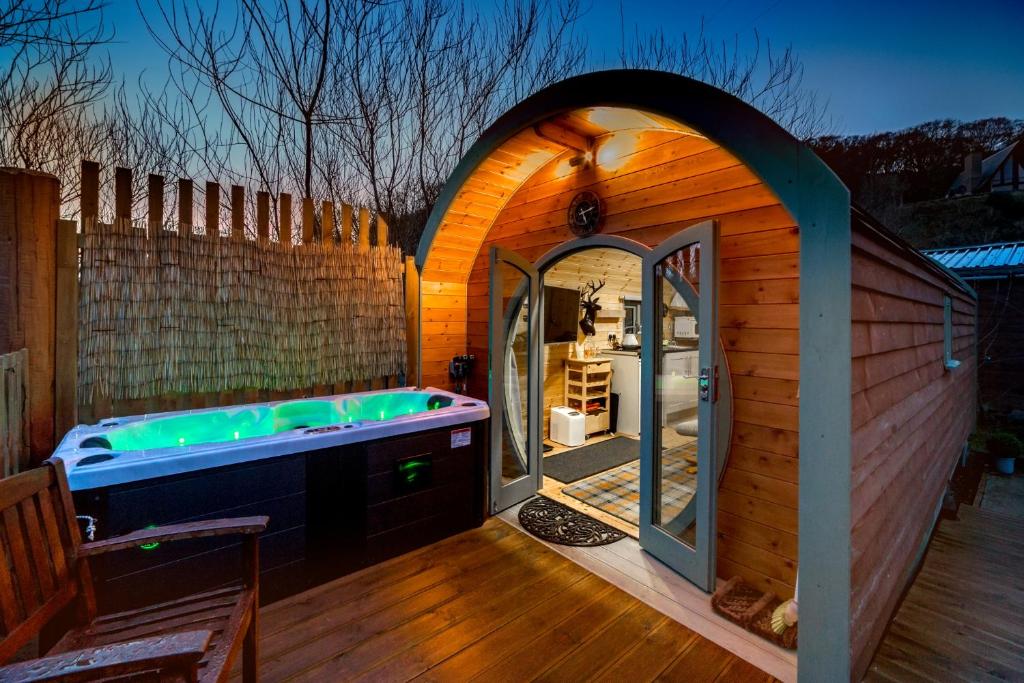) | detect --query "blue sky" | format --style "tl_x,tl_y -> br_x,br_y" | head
105,0 -> 1024,135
